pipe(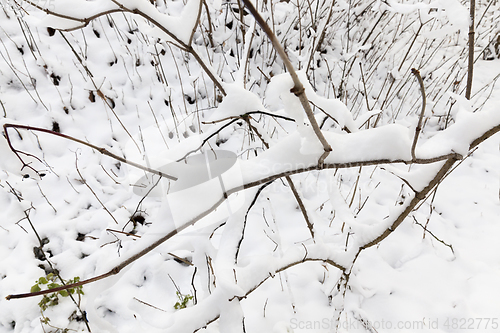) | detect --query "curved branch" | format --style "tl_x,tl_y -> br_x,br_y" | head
3,124 -> 178,180
24,0 -> 124,30
411,68 -> 426,160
